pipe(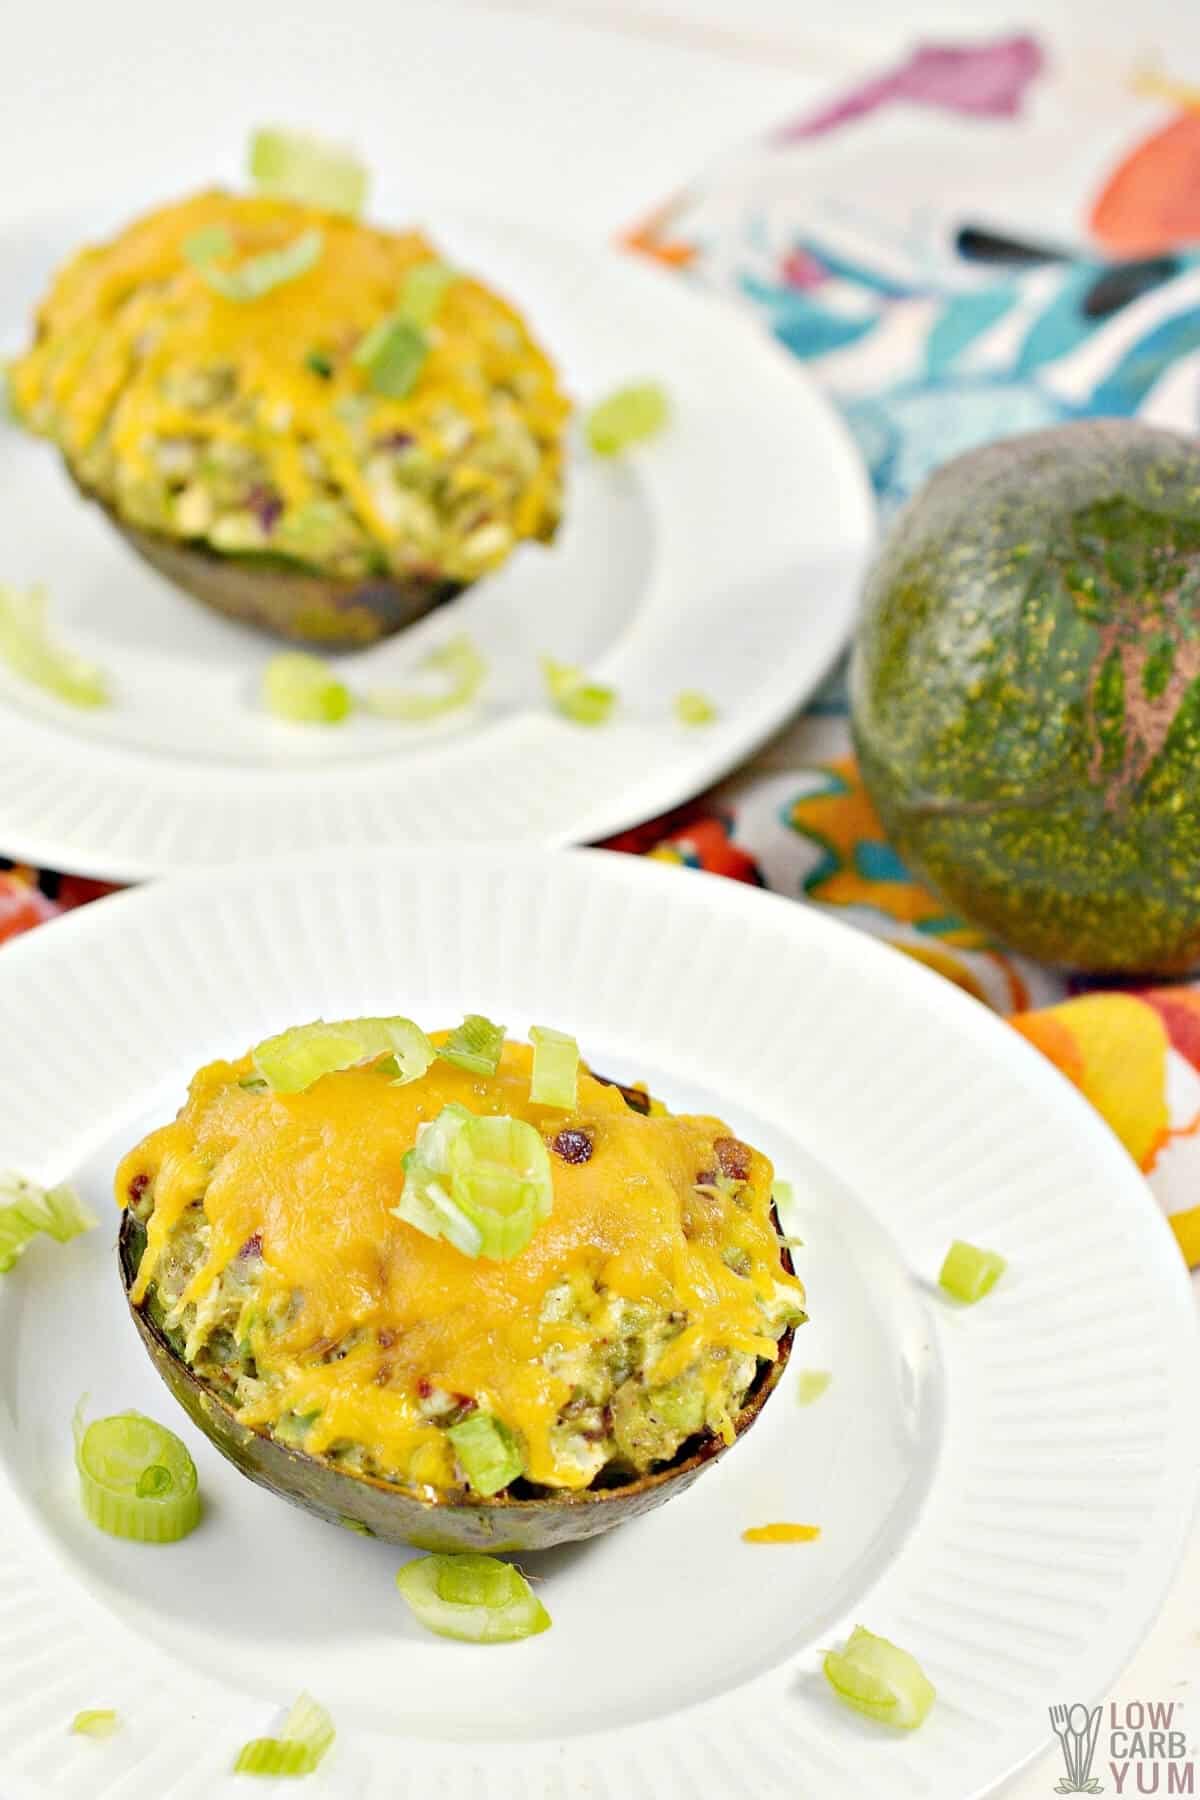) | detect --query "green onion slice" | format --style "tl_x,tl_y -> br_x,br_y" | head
353,315 -> 427,398
74,1405 -> 201,1543
71,1709 -> 119,1738
0,1174 -> 95,1273
823,1626 -> 936,1730
251,1017 -> 435,1093
396,1553 -> 550,1644
396,1105 -> 553,1261
674,689 -> 718,727
540,656 -> 616,726
234,1691 -> 335,1778
249,126 -> 369,217
529,1026 -> 580,1109
262,652 -> 352,725
438,1013 -> 506,1076
184,226 -> 324,302
938,1239 -> 1007,1304
365,634 -> 487,722
447,1411 -> 524,1496
585,382 -> 670,456
796,1369 -> 832,1406
398,260 -> 459,327
0,584 -> 110,709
